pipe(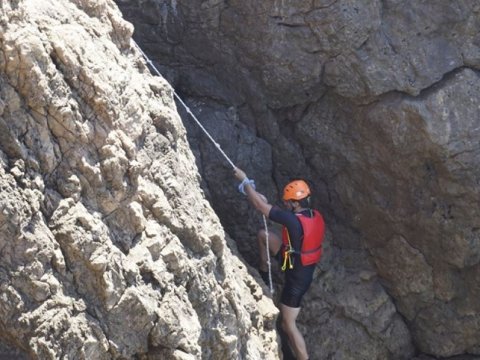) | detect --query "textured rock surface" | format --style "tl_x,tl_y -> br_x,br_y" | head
0,1 -> 279,359
118,0 -> 480,359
